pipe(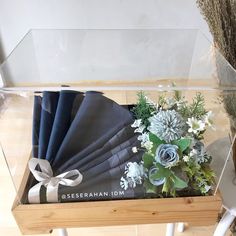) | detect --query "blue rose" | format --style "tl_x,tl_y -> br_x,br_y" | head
155,144 -> 179,167
148,166 -> 165,186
